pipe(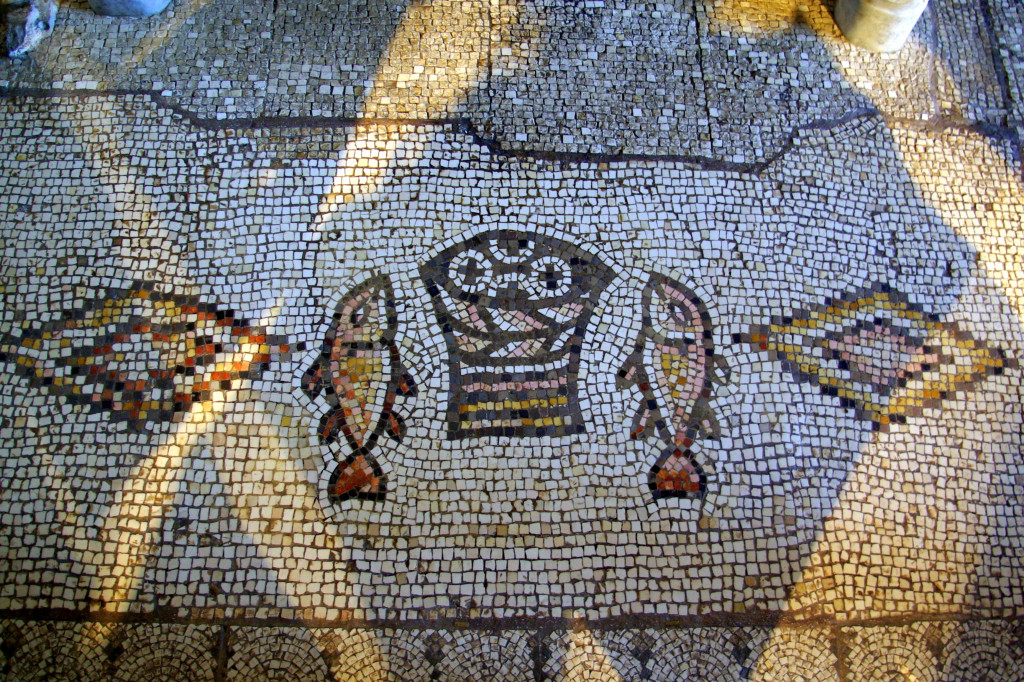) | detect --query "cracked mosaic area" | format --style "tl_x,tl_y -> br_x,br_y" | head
1,0 -> 1023,671
1,97 -> 1020,633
